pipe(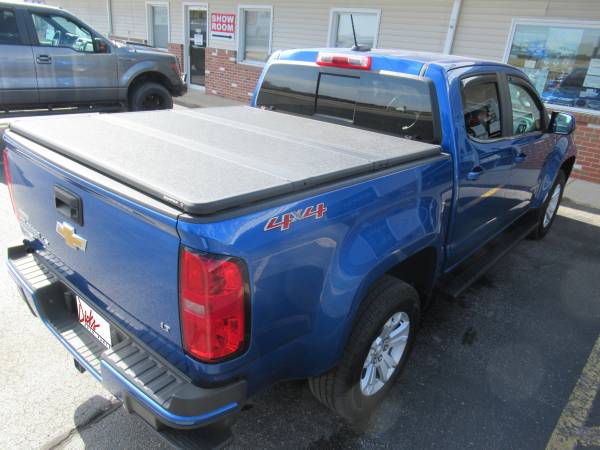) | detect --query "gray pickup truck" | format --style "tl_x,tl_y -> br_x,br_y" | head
0,1 -> 186,113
